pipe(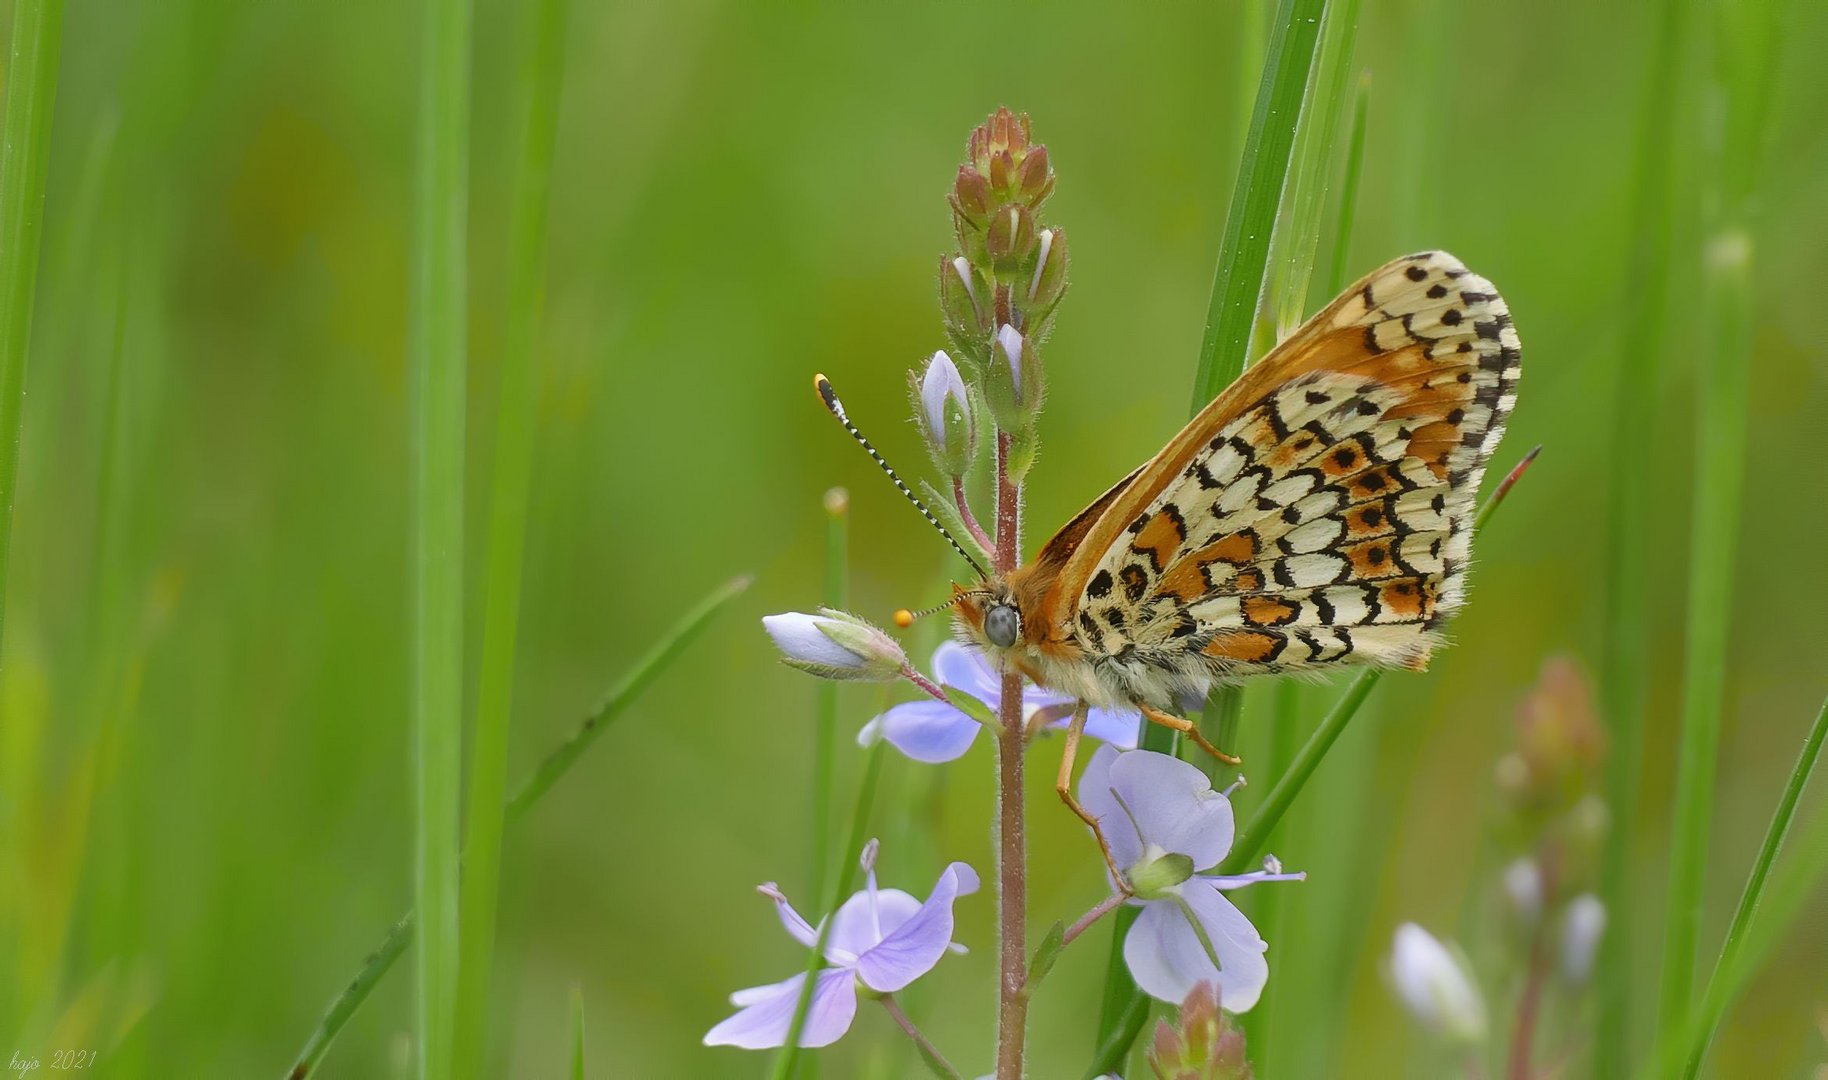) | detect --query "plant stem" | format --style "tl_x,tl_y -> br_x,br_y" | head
1508,856 -> 1557,1080
450,0 -> 566,1071
882,995 -> 964,1080
1661,691 -> 1828,1079
952,476 -> 993,553
0,0 -> 66,661
409,0 -> 472,1073
1063,893 -> 1126,948
286,577 -> 748,1078
993,430 -> 1028,1080
1595,4 -> 1690,1071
